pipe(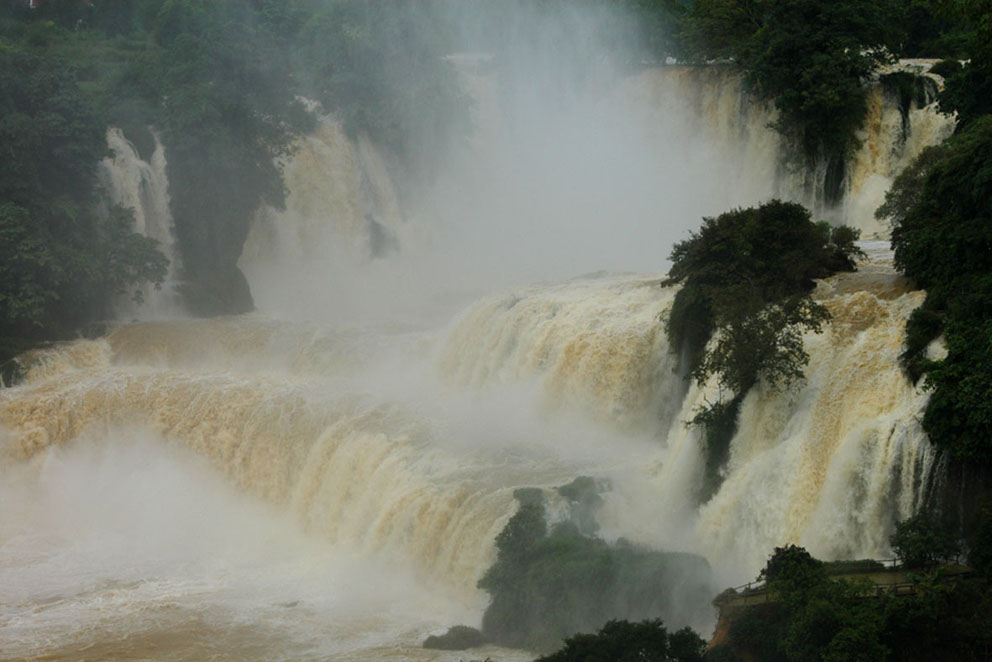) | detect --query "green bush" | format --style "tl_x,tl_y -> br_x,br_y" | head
928,59 -> 964,80
535,619 -> 706,662
477,486 -> 713,652
891,513 -> 961,569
